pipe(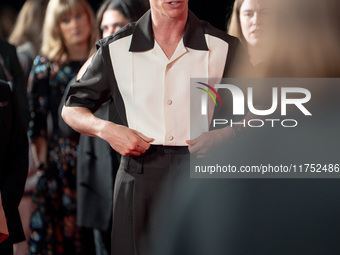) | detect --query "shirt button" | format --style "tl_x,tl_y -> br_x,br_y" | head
167,99 -> 172,105
168,135 -> 174,141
